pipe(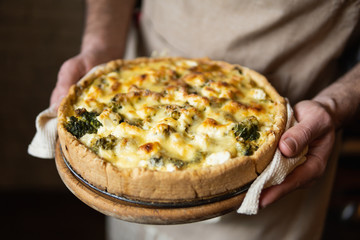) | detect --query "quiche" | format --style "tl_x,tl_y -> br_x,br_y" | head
57,57 -> 287,202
